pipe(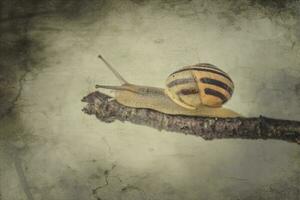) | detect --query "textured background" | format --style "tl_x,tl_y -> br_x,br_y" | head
0,0 -> 300,199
